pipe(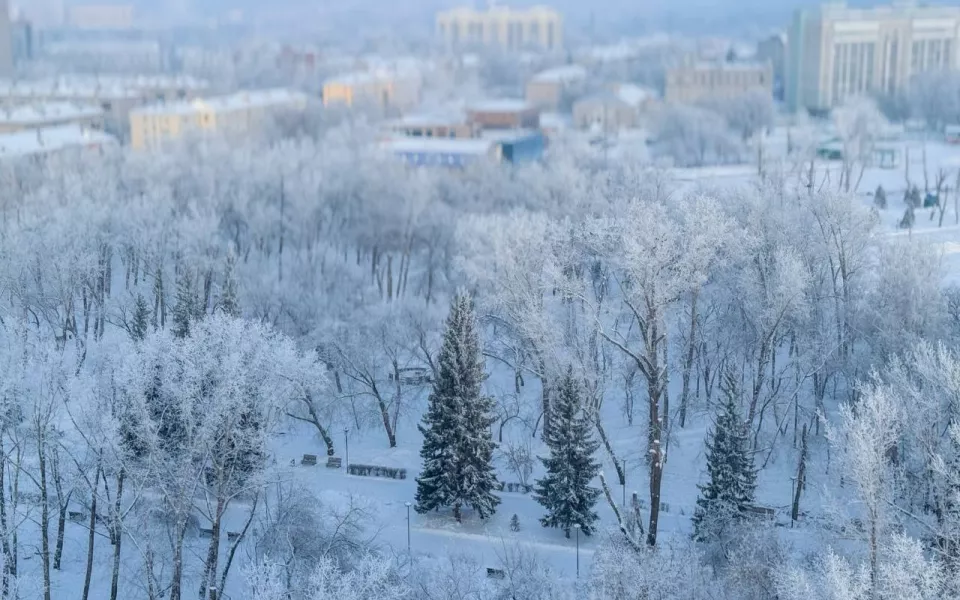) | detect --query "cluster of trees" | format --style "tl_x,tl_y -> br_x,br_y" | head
653,89 -> 775,167
0,107 -> 953,598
